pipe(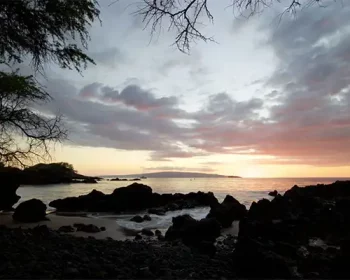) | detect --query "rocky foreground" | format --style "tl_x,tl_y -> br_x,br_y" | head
0,225 -> 235,279
1,180 -> 350,278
